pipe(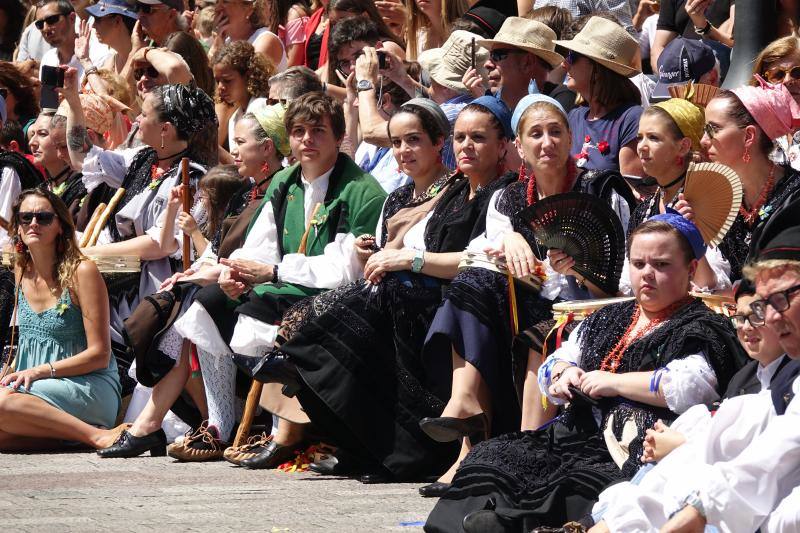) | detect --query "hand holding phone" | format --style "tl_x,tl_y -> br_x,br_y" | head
40,65 -> 65,110
377,50 -> 388,70
568,385 -> 599,407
